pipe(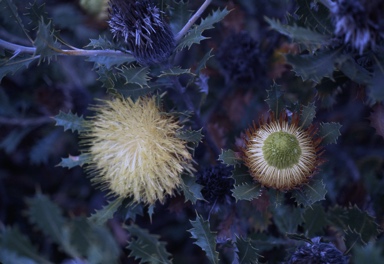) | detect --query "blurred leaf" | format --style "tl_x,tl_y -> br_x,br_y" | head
57,153 -> 90,169
120,200 -> 144,222
114,83 -> 161,100
189,214 -> 219,264
0,227 -> 49,264
353,242 -> 384,264
195,49 -> 213,74
302,204 -> 327,237
89,197 -> 125,225
159,67 -> 193,77
87,54 -> 136,69
232,183 -> 262,202
54,111 -> 85,133
181,174 -> 205,204
369,105 -> 384,138
0,127 -> 33,154
367,61 -> 384,105
0,248 -> 38,264
286,49 -> 342,83
29,129 -> 61,164
318,122 -> 342,145
231,165 -> 252,185
26,194 -> 78,258
118,66 -> 150,87
235,236 -> 261,264
299,102 -> 316,129
168,0 -> 191,35
268,189 -> 285,207
218,149 -> 241,167
0,55 -> 37,82
286,233 -> 313,244
272,205 -> 303,234
176,128 -> 203,146
126,224 -> 171,264
0,0 -> 29,37
34,19 -> 61,63
176,8 -> 230,51
148,204 -> 155,223
291,177 -> 327,207
265,82 -> 285,118
337,55 -> 371,84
